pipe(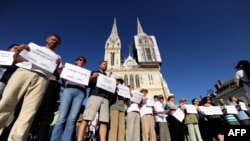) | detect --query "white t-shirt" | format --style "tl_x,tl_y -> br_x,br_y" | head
127,102 -> 140,113
154,101 -> 167,122
140,96 -> 154,117
234,70 -> 250,99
